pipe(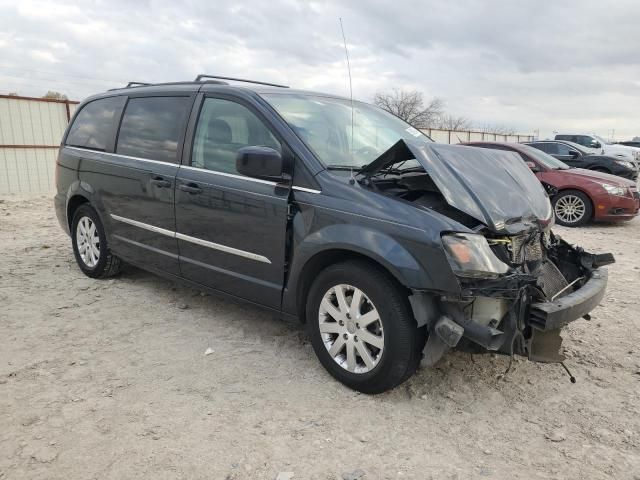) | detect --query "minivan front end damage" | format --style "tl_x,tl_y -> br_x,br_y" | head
360,139 -> 614,368
415,230 -> 613,366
